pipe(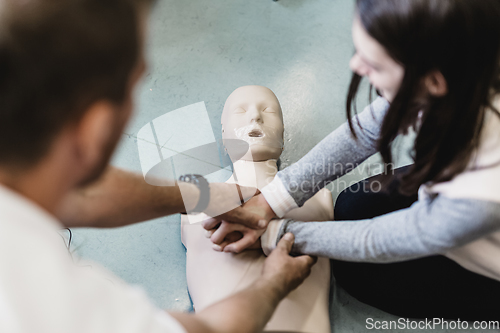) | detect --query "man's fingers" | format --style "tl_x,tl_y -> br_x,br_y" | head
202,217 -> 220,230
223,207 -> 266,229
276,232 -> 295,254
296,255 -> 317,268
224,234 -> 258,253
